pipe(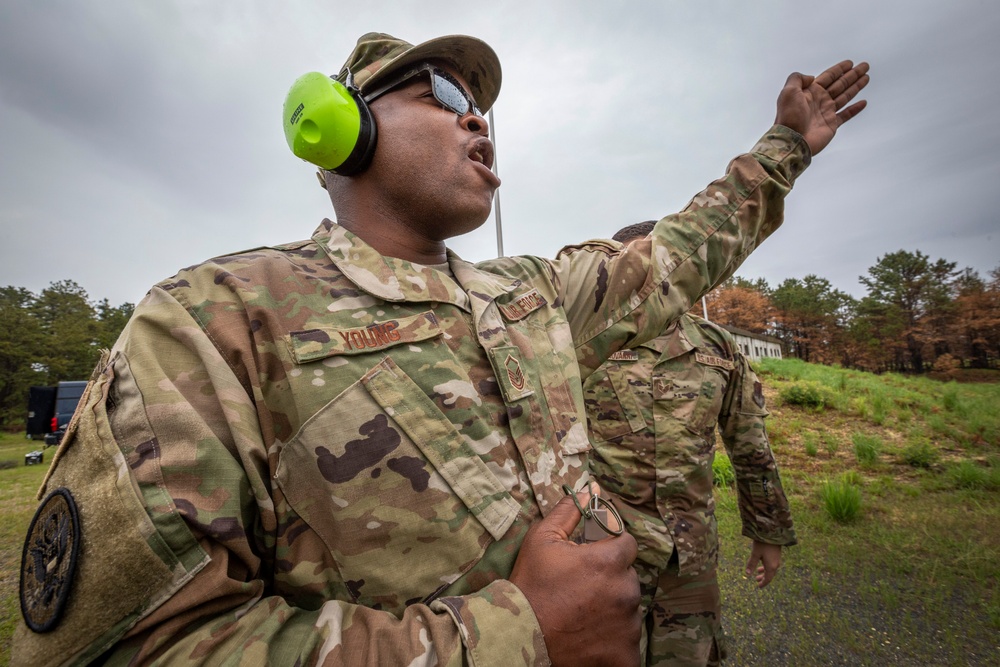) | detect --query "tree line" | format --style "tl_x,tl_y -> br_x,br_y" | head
3,251 -> 997,428
703,250 -> 1000,374
0,280 -> 133,429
